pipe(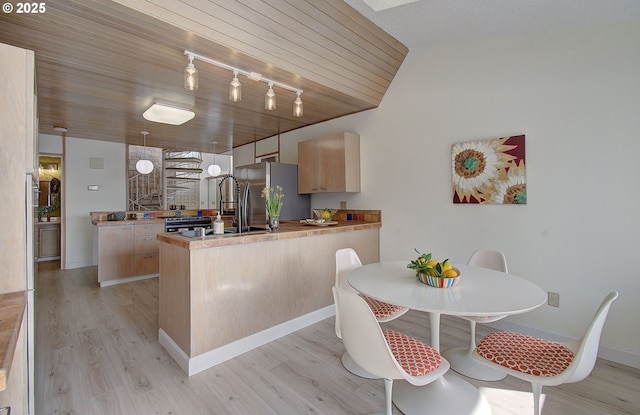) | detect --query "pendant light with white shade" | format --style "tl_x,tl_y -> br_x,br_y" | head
135,130 -> 154,174
207,141 -> 222,177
